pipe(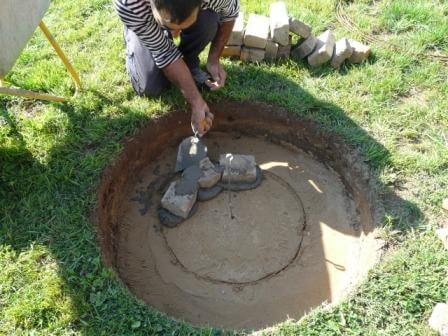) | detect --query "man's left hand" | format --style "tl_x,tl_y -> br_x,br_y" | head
206,60 -> 226,91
